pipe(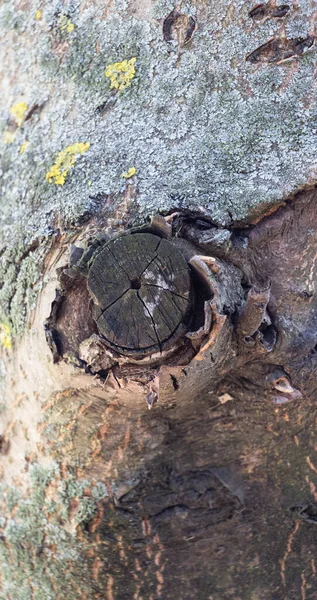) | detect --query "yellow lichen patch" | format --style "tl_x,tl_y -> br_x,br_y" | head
105,58 -> 137,91
46,142 -> 90,186
35,9 -> 42,20
59,14 -> 75,33
10,102 -> 28,127
20,141 -> 29,154
3,131 -> 15,144
0,324 -> 12,351
121,166 -> 137,179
